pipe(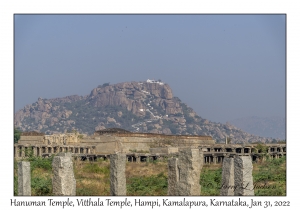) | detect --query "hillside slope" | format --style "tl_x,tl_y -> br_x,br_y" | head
14,80 -> 279,143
